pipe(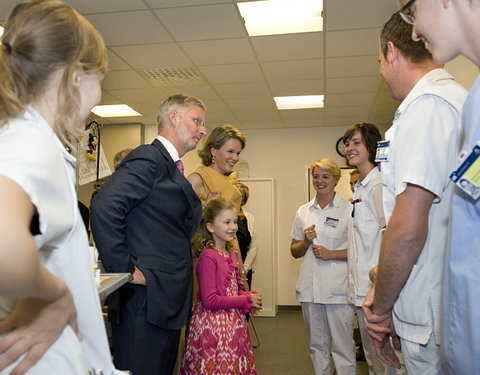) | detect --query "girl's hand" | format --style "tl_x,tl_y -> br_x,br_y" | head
0,287 -> 78,375
250,292 -> 263,309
